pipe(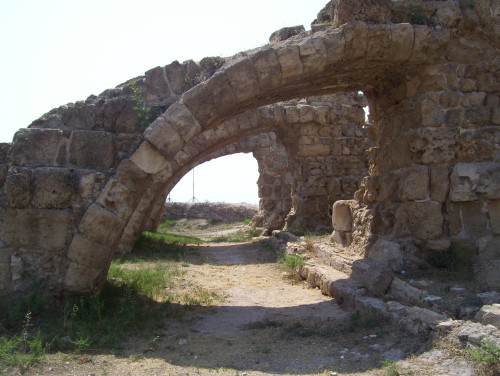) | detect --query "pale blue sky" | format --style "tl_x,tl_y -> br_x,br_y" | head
0,0 -> 328,204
